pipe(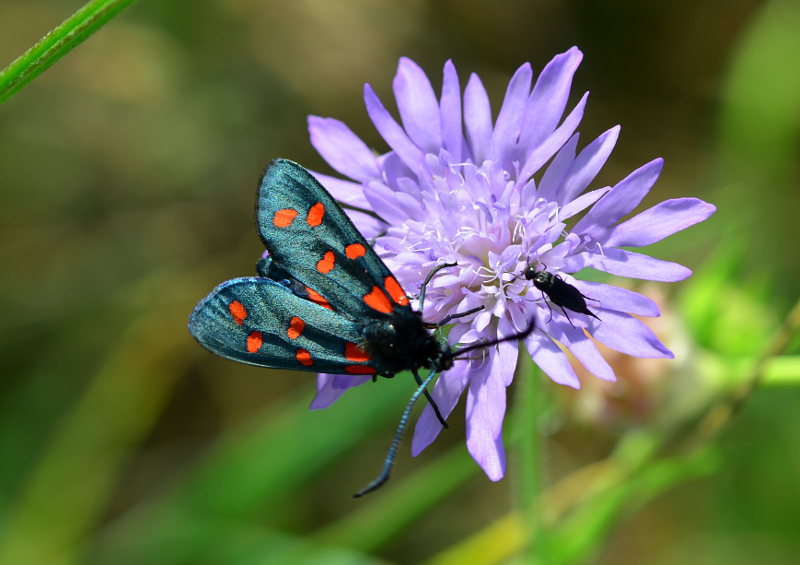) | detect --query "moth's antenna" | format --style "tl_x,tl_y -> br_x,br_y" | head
419,262 -> 457,311
353,368 -> 437,498
436,305 -> 484,327
445,318 -> 536,360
